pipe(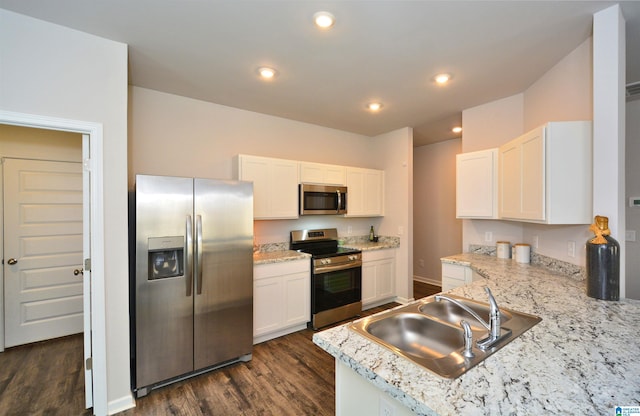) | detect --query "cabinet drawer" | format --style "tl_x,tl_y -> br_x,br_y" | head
254,260 -> 309,280
362,249 -> 395,262
441,263 -> 467,280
